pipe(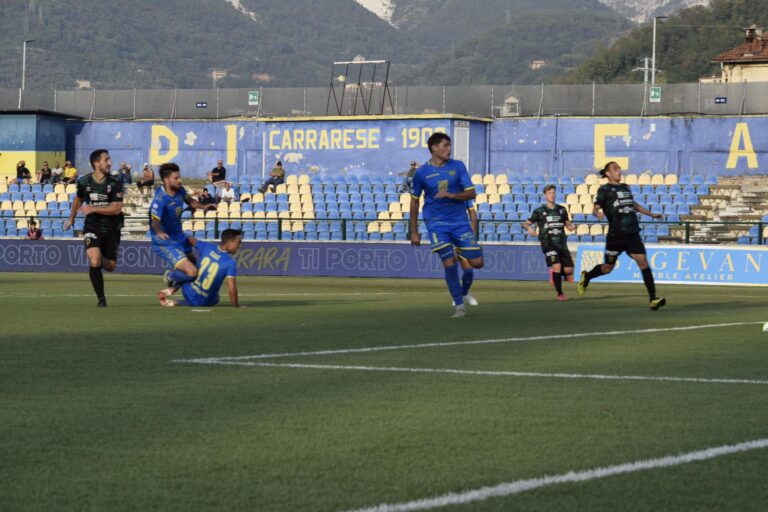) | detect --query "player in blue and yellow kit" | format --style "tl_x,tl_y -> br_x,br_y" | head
410,132 -> 484,318
149,163 -> 216,290
452,198 -> 480,307
157,229 -> 243,308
